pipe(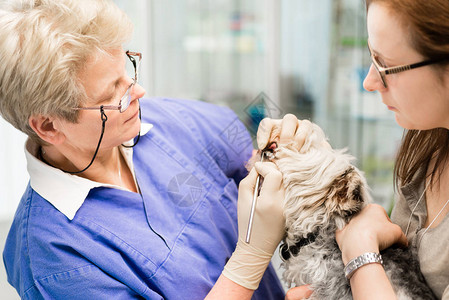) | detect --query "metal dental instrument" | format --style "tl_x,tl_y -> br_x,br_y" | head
245,151 -> 267,243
